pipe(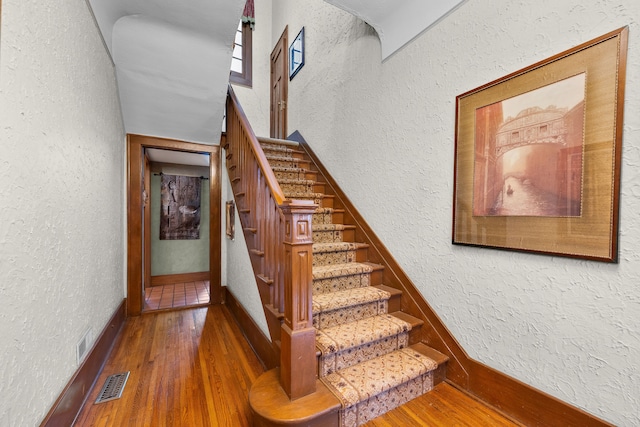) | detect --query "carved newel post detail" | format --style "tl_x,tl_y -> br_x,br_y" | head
280,200 -> 317,400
